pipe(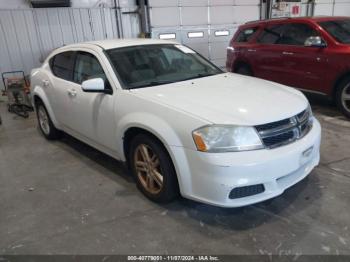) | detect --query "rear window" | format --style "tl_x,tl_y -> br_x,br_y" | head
234,27 -> 258,43
50,51 -> 75,81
